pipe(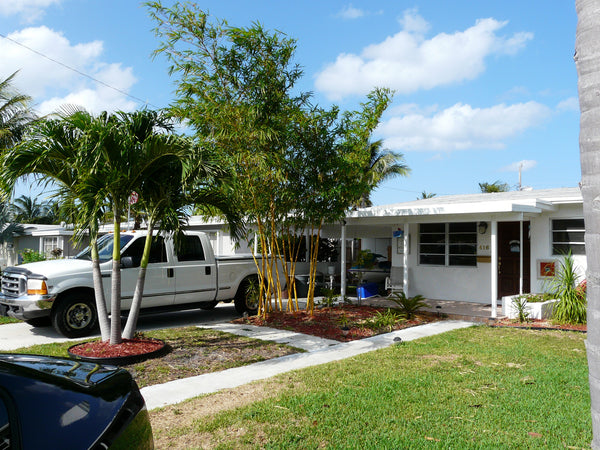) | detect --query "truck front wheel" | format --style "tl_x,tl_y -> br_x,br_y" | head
52,292 -> 98,338
234,277 -> 259,316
